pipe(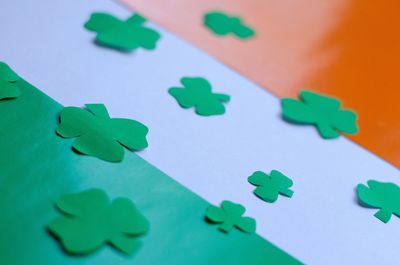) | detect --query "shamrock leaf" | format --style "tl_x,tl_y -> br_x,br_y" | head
84,12 -> 161,51
281,90 -> 358,139
205,200 -> 256,233
48,188 -> 149,255
56,103 -> 148,162
0,62 -> 20,100
357,180 -> 400,223
204,11 -> 255,39
248,170 -> 294,203
168,77 -> 230,116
